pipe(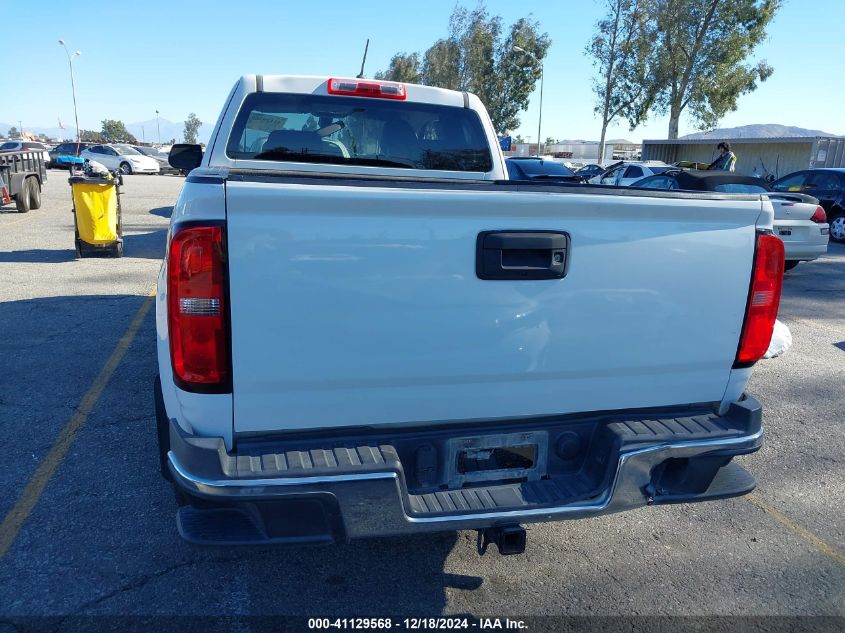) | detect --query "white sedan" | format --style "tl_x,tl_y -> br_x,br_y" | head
632,169 -> 829,269
80,144 -> 160,174
590,161 -> 672,186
